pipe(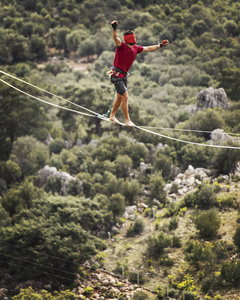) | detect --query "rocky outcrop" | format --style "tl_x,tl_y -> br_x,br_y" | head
164,165 -> 211,199
73,267 -> 151,300
196,87 -> 230,110
38,165 -> 82,196
123,203 -> 148,221
209,129 -> 240,145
